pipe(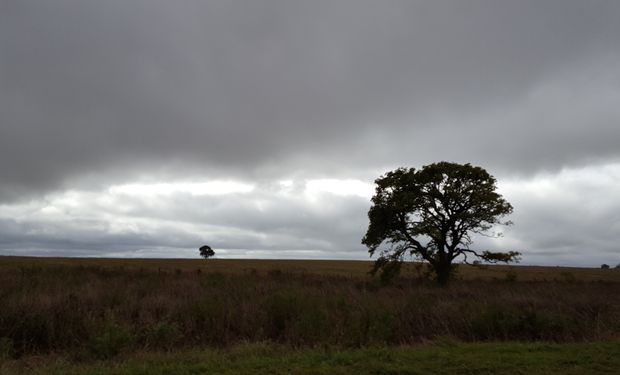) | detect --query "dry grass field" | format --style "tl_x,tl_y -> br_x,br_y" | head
2,256 -> 619,282
1,256 -> 374,278
1,256 -> 619,373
